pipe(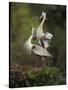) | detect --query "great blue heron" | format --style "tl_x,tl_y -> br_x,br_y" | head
32,11 -> 53,49
24,30 -> 52,66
